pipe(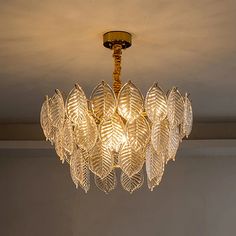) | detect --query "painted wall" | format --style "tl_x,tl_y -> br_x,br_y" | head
0,148 -> 235,236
